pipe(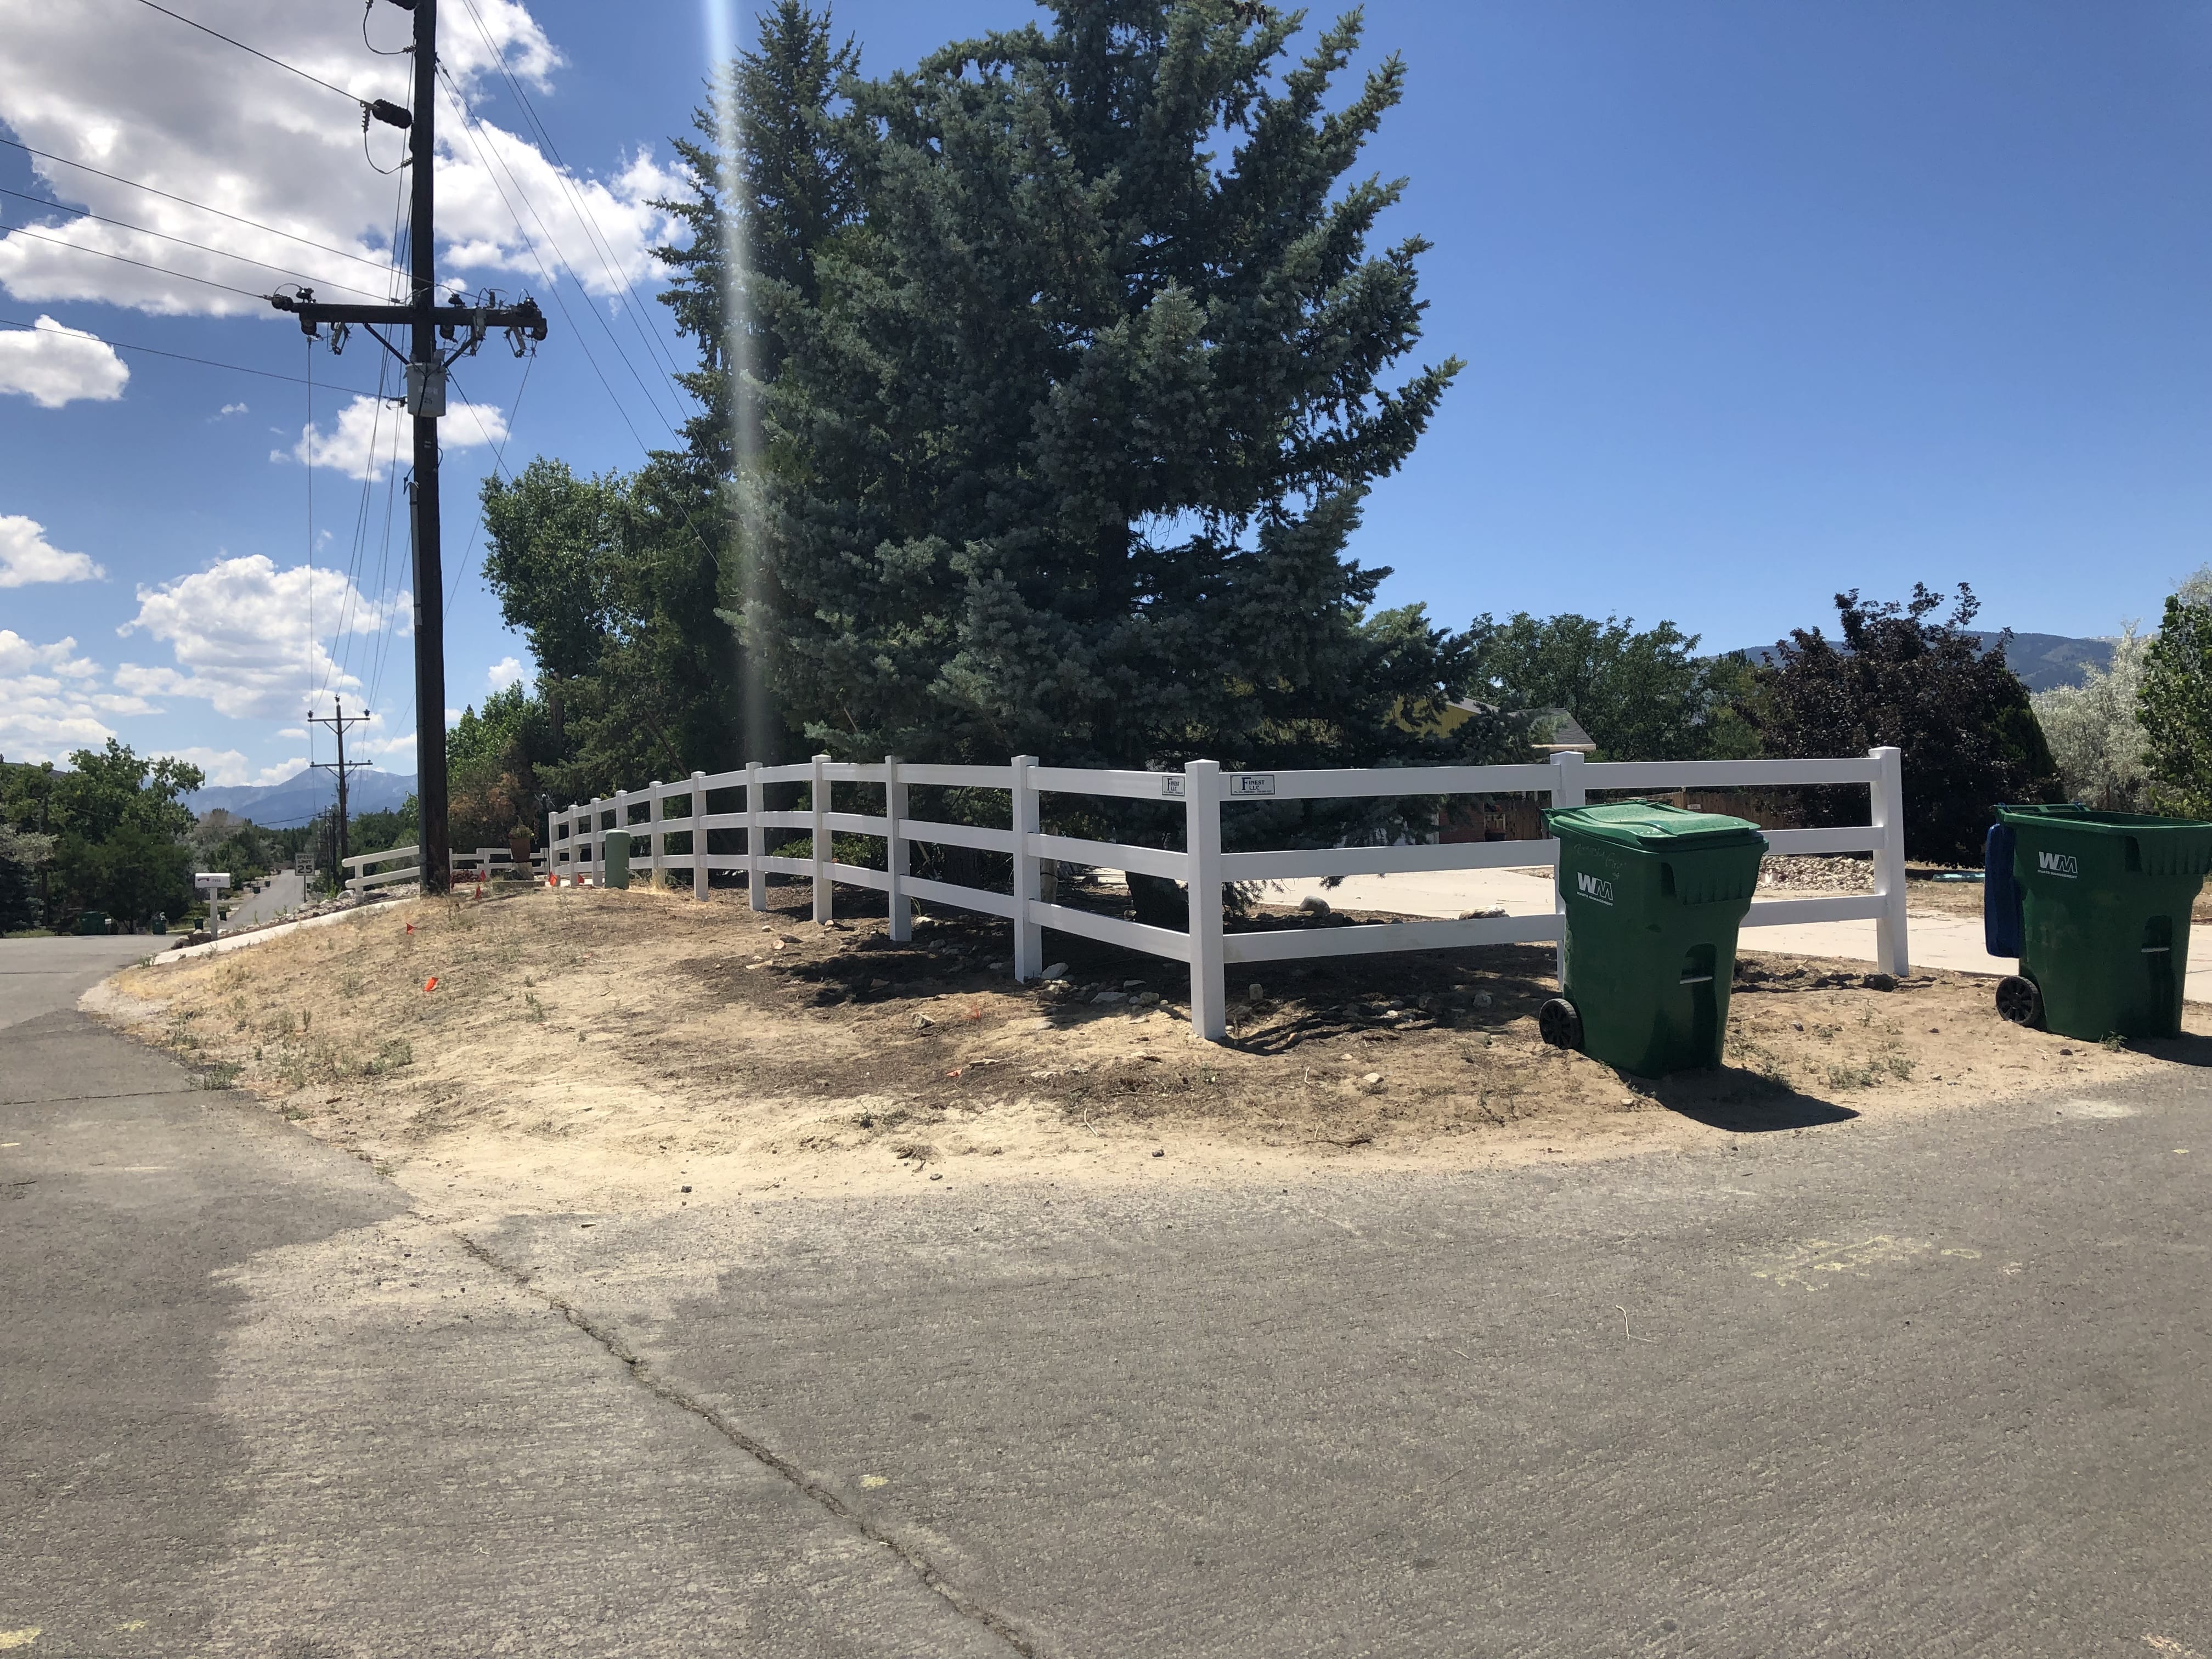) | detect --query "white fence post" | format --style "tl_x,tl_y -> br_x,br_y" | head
746,761 -> 765,911
691,770 -> 709,900
585,797 -> 601,884
1185,759 -> 1226,1042
1011,754 -> 1042,980
811,753 -> 832,923
1548,751 -> 1586,983
885,754 -> 911,943
648,781 -> 666,883
1870,744 -> 1910,976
